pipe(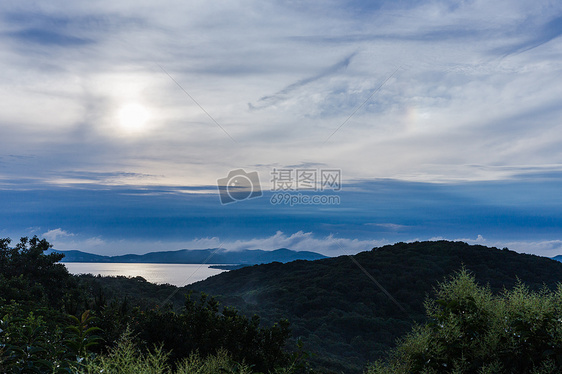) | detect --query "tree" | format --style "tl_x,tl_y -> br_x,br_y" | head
0,236 -> 82,311
132,292 -> 292,372
368,269 -> 562,373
